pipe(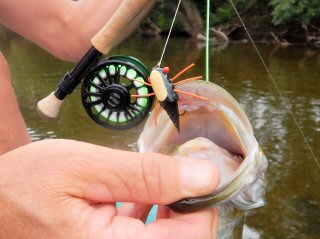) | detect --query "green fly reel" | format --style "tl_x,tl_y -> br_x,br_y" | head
81,56 -> 154,129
